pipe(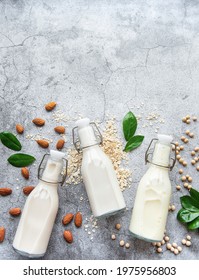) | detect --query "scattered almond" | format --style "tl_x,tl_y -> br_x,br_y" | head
62,213 -> 74,225
54,126 -> 65,134
23,186 -> 35,195
32,118 -> 45,126
16,124 -> 24,134
21,167 -> 29,179
0,227 -> 5,243
36,139 -> 49,148
0,188 -> 12,196
45,101 -> 57,111
9,208 -> 21,217
74,211 -> 82,228
63,230 -> 73,243
56,139 -> 65,150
